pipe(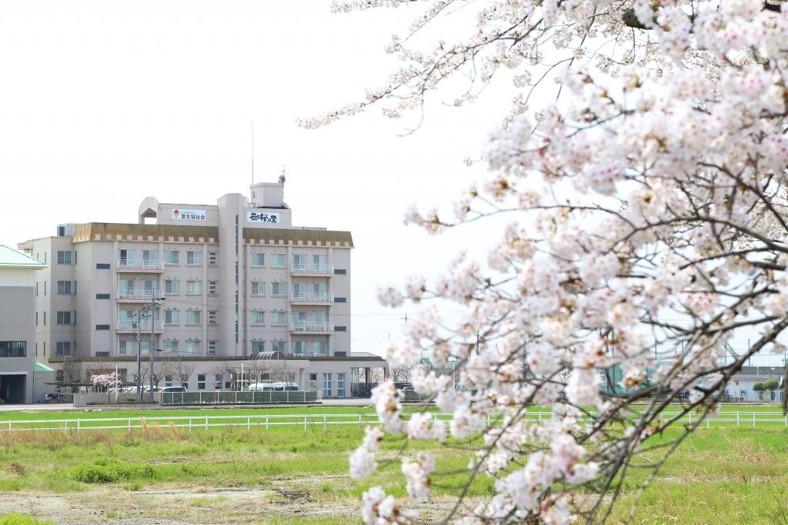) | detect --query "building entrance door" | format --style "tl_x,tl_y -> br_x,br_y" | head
0,374 -> 26,403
